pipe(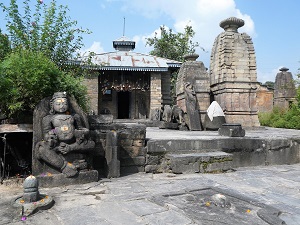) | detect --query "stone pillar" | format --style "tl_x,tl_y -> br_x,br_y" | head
105,130 -> 120,178
83,74 -> 99,114
209,17 -> 260,127
161,71 -> 172,106
150,72 -> 162,119
274,67 -> 296,109
176,53 -> 210,125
